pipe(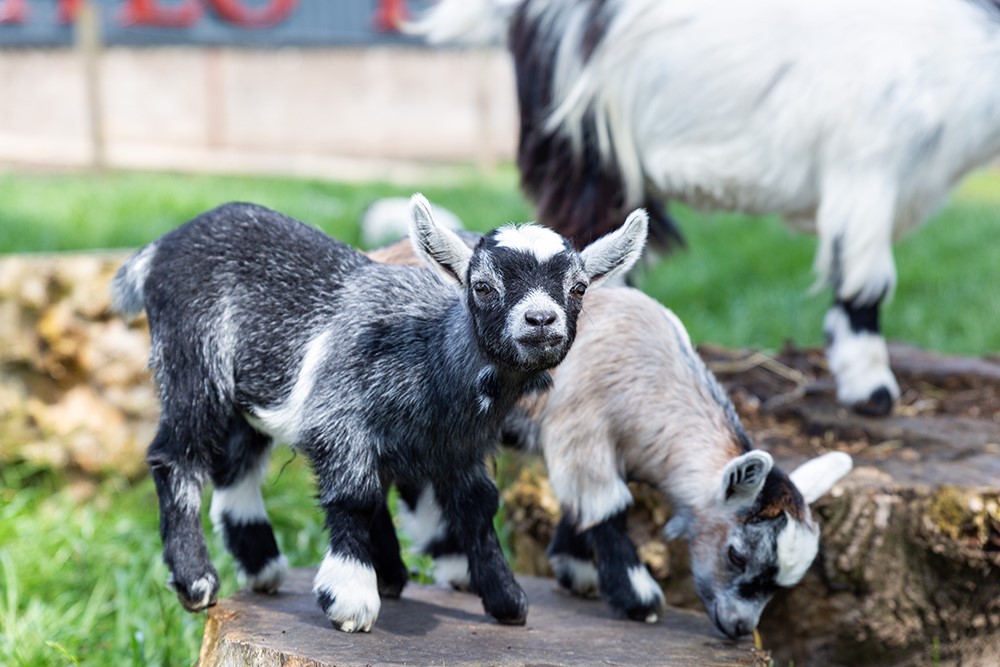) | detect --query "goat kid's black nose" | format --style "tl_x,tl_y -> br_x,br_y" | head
524,310 -> 557,327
